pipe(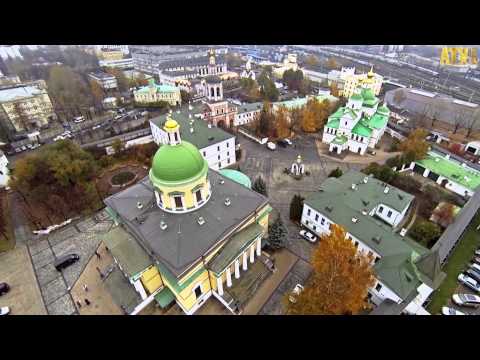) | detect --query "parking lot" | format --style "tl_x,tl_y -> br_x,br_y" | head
26,210 -> 114,315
